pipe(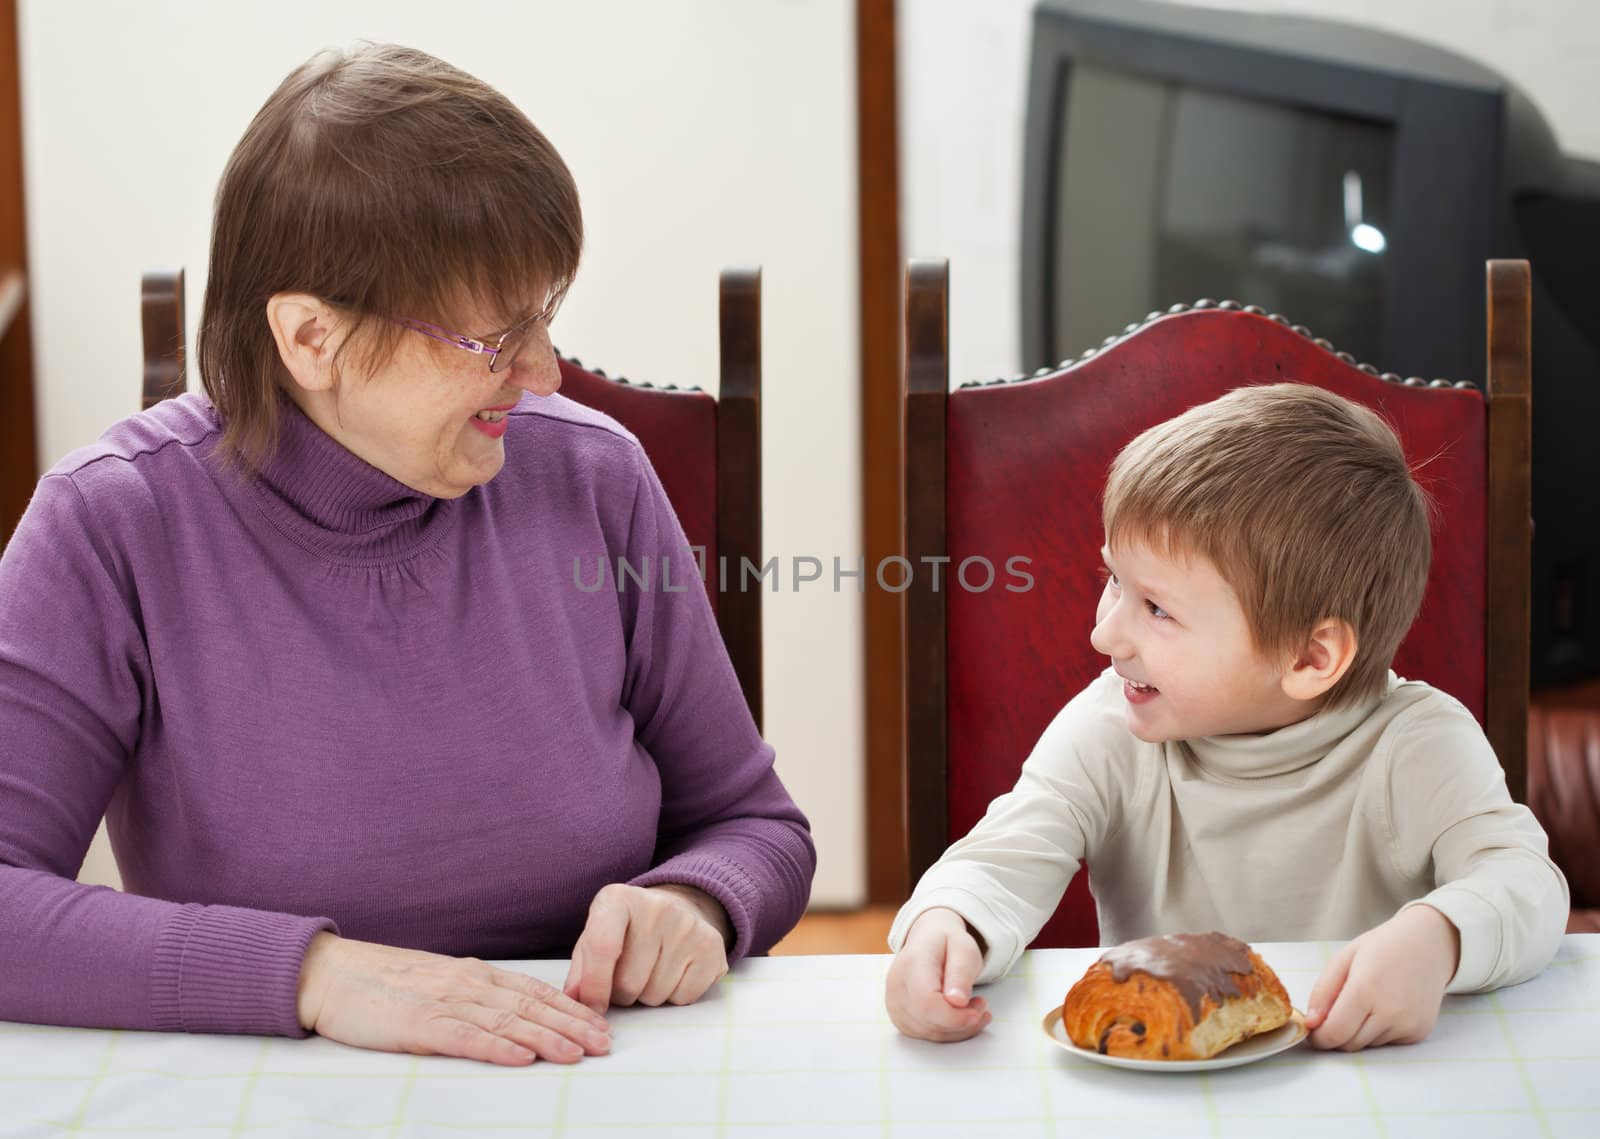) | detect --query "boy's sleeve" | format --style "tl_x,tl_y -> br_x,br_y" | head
1386,700 -> 1569,993
886,671 -> 1134,983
